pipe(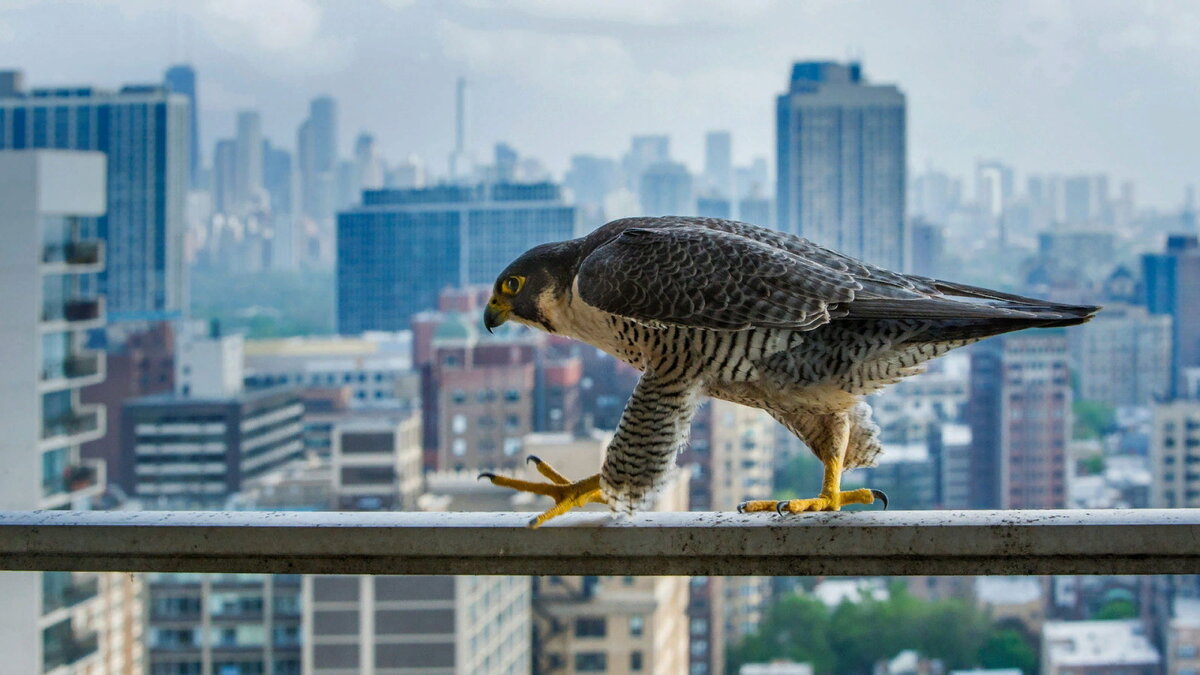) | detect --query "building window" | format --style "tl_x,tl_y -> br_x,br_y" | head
1179,645 -> 1198,659
451,390 -> 466,404
503,437 -> 521,456
452,414 -> 467,434
631,651 -> 644,671
452,439 -> 467,456
574,653 -> 607,672
575,617 -> 606,638
630,615 -> 644,637
504,389 -> 520,402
